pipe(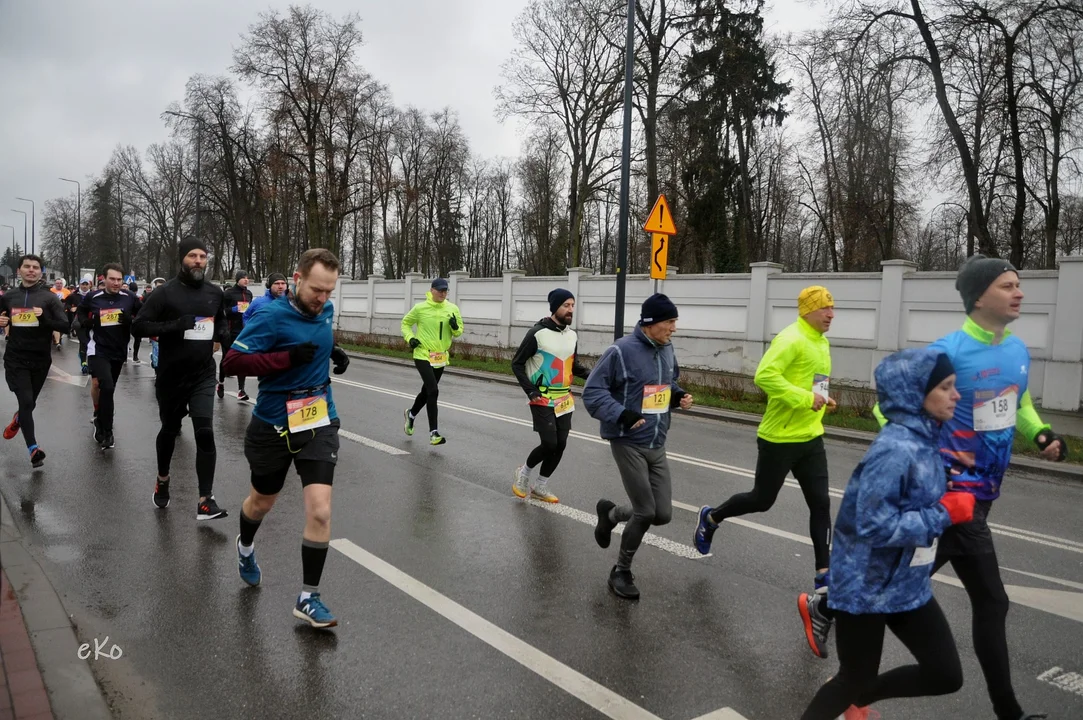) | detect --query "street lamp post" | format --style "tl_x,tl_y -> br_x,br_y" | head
59,178 -> 82,275
2,224 -> 14,272
613,0 -> 635,340
12,209 -> 27,259
15,197 -> 35,255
